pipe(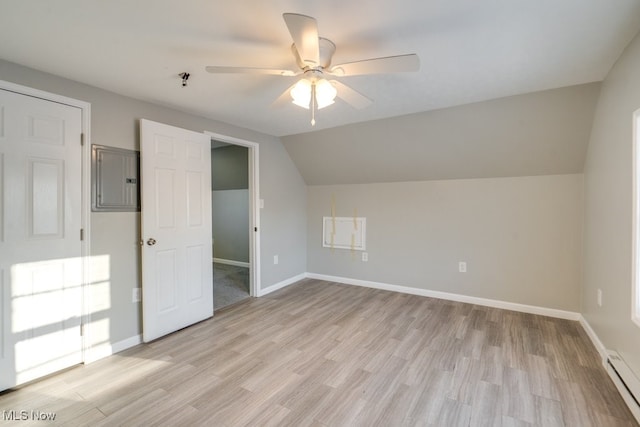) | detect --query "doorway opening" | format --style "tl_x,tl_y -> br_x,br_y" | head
211,141 -> 249,309
207,132 -> 260,310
